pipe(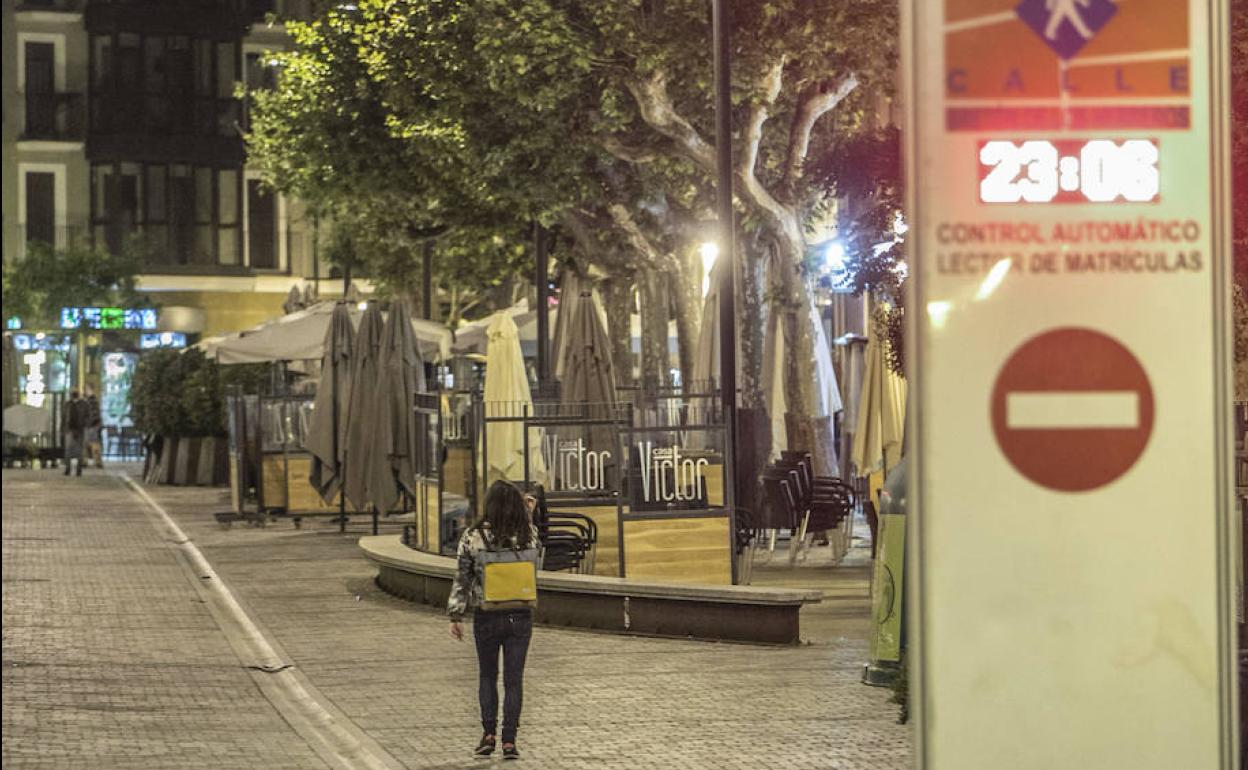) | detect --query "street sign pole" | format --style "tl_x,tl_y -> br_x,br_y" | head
905,0 -> 1237,766
712,0 -> 739,569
